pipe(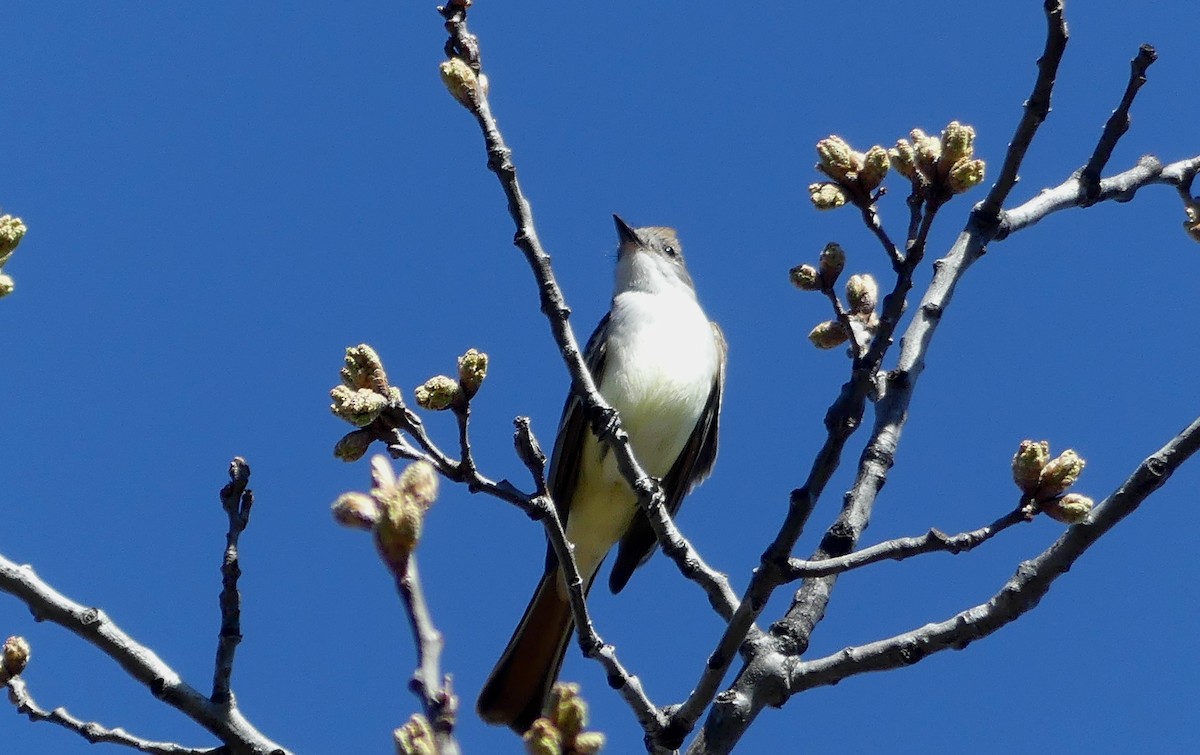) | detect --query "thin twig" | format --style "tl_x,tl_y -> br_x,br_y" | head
782,508 -> 1027,580
0,556 -> 289,753
212,457 -> 252,704
5,677 -> 214,754
1078,44 -> 1157,203
978,0 -> 1068,223
394,555 -> 462,755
